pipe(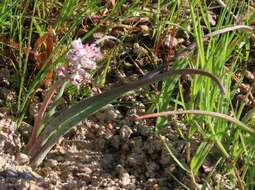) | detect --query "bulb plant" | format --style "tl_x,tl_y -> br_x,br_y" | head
1,0 -> 253,188
26,25 -> 255,167
27,38 -> 101,150
25,37 -> 223,166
